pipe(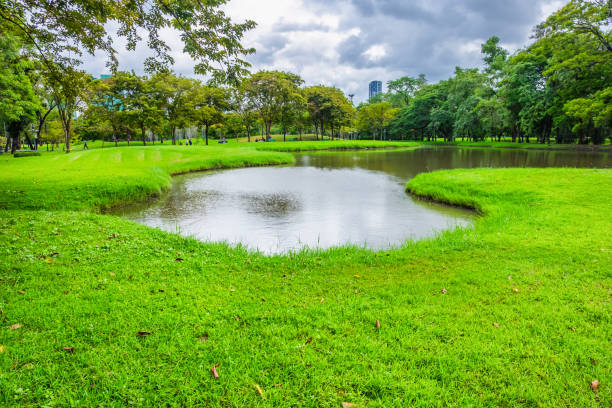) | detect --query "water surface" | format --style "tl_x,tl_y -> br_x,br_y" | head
112,146 -> 611,254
